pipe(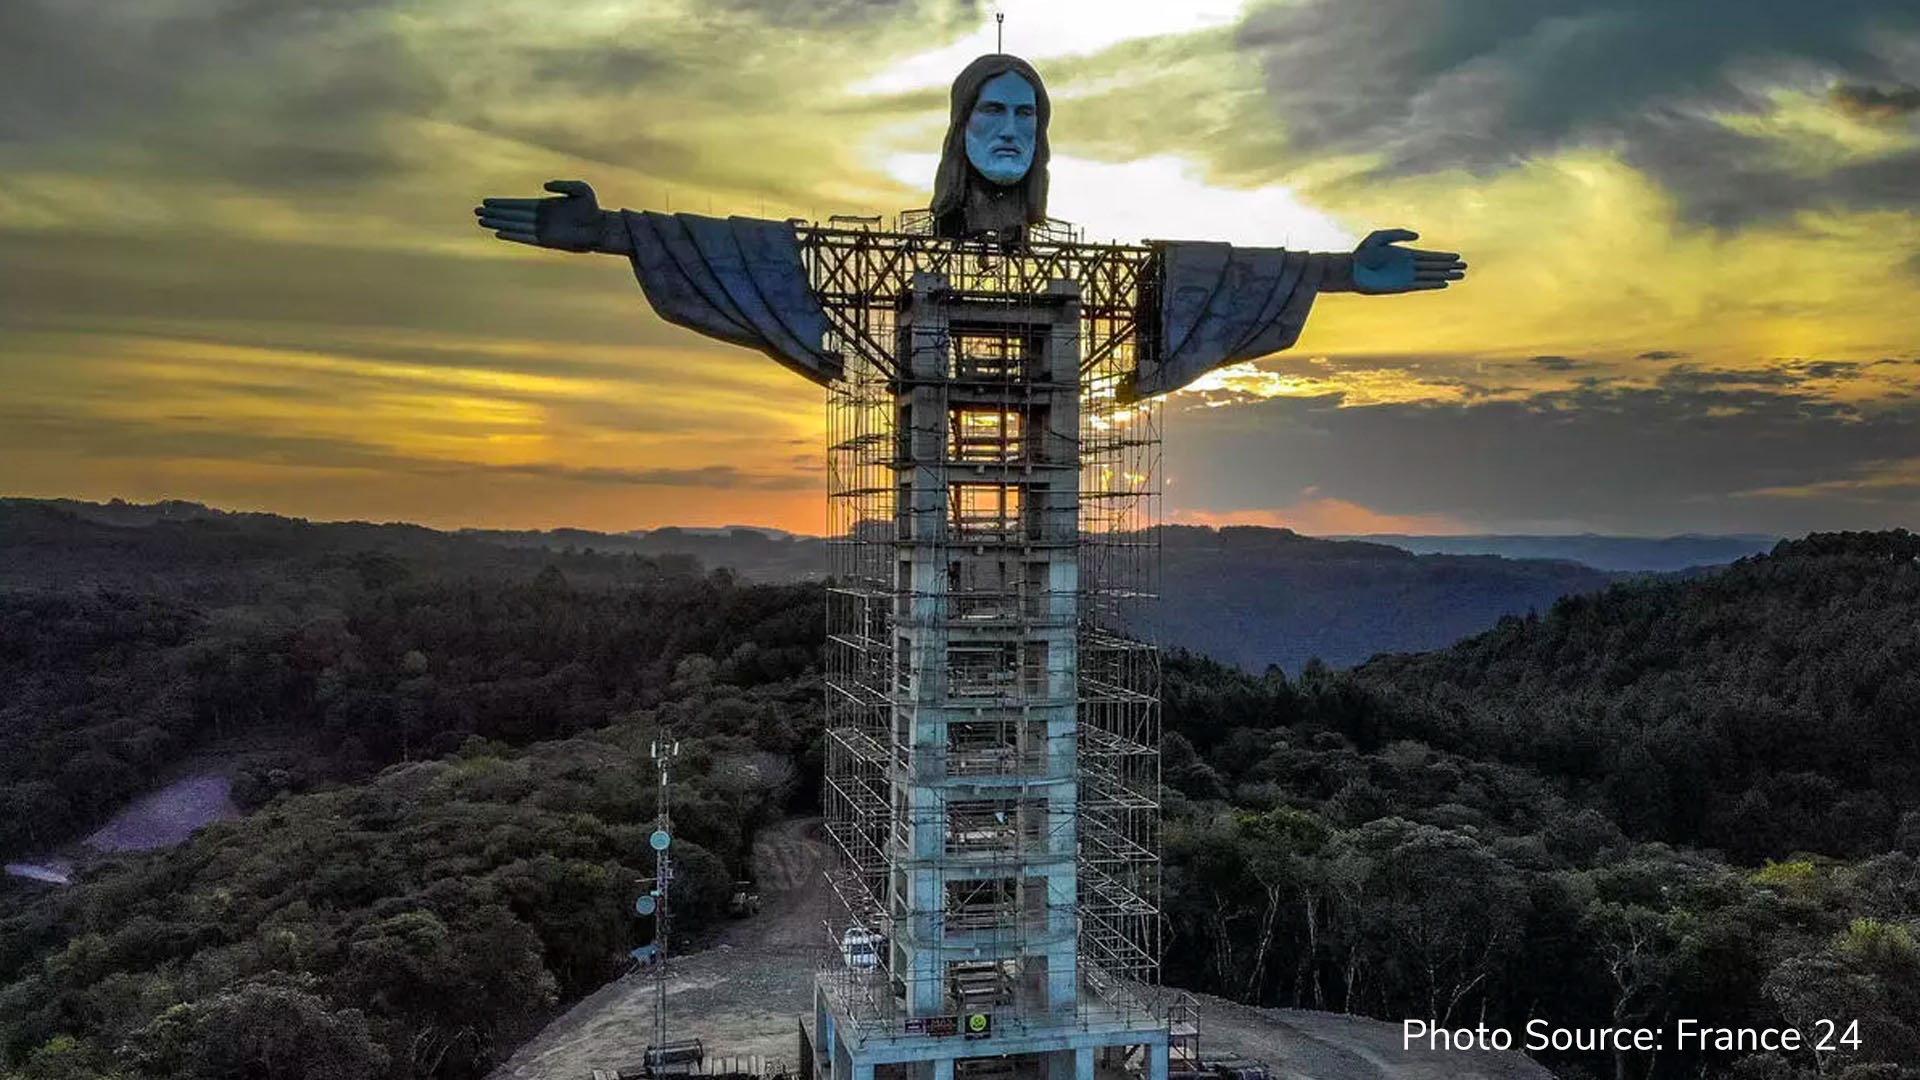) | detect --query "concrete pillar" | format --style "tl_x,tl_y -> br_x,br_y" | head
852,1061 -> 875,1080
1148,1042 -> 1169,1080
1044,1048 -> 1096,1080
815,987 -> 833,1072
933,1058 -> 954,1080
